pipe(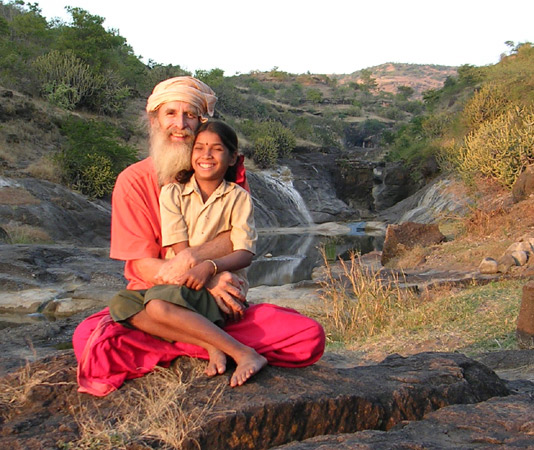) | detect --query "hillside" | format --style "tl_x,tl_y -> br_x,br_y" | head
335,63 -> 458,99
